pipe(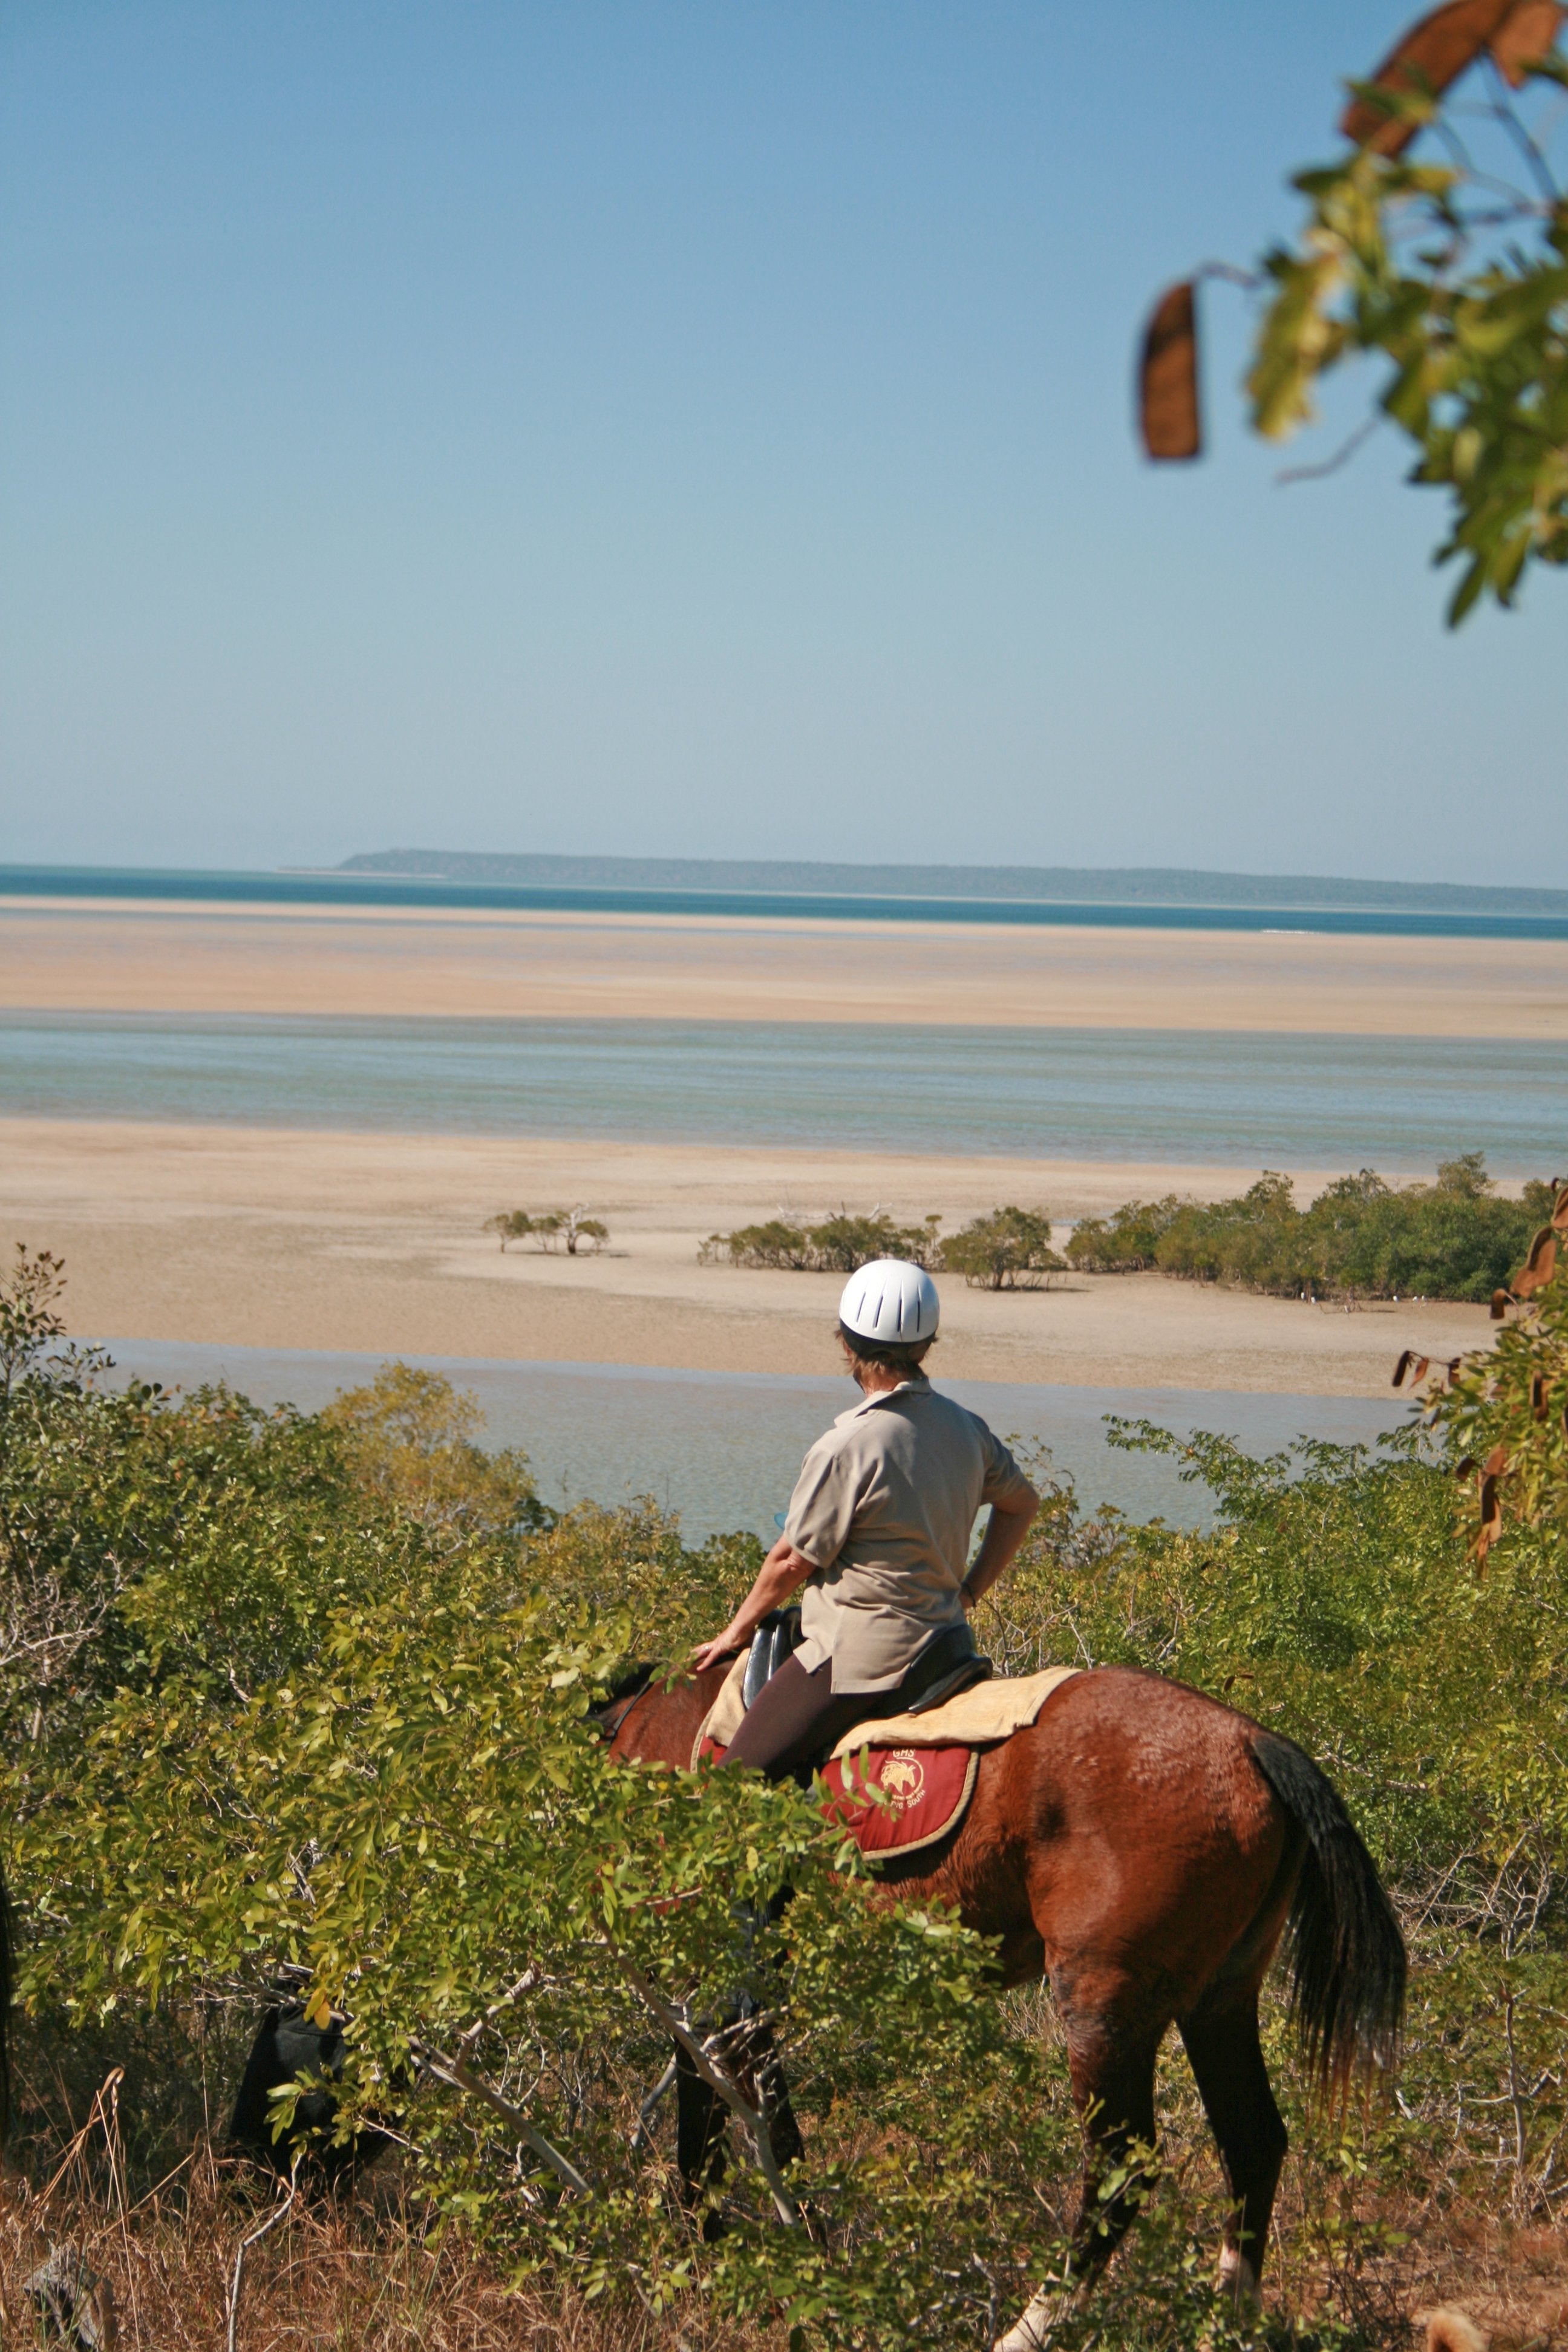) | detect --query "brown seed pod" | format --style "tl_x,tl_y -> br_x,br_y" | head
1342,0 -> 1517,152
1531,1373 -> 1549,1420
1512,1227 -> 1558,1297
1491,1288 -> 1514,1320
1552,1183 -> 1568,1233
1474,1469 -> 1504,1560
1483,1442 -> 1511,1477
1139,281 -> 1201,462
1489,0 -> 1564,85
